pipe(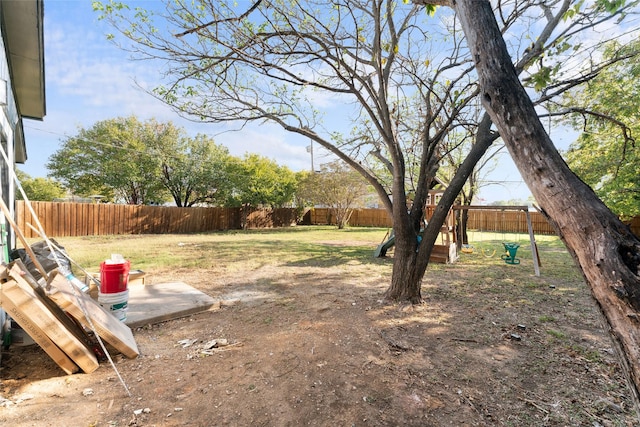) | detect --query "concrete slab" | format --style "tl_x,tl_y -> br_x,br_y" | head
124,282 -> 219,328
